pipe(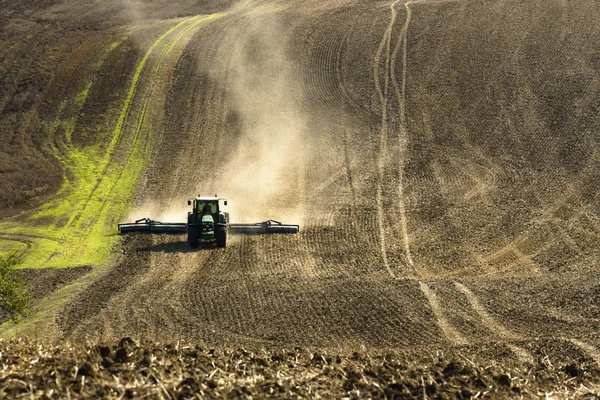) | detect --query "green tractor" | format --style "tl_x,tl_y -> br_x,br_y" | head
118,195 -> 300,249
187,196 -> 228,248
